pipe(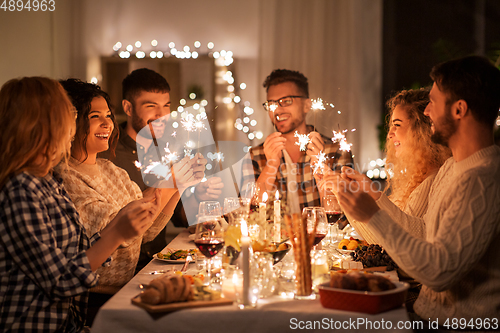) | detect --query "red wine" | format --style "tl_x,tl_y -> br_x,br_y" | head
326,211 -> 342,225
194,239 -> 225,258
312,233 -> 327,246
